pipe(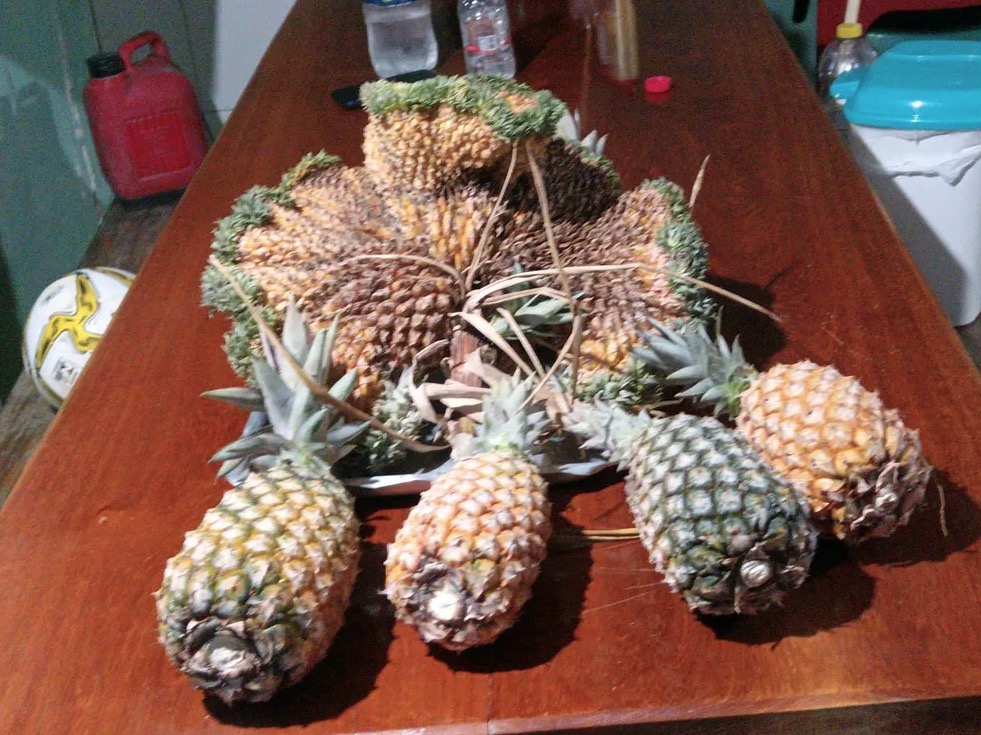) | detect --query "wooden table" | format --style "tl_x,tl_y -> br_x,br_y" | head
3,1 -> 980,733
